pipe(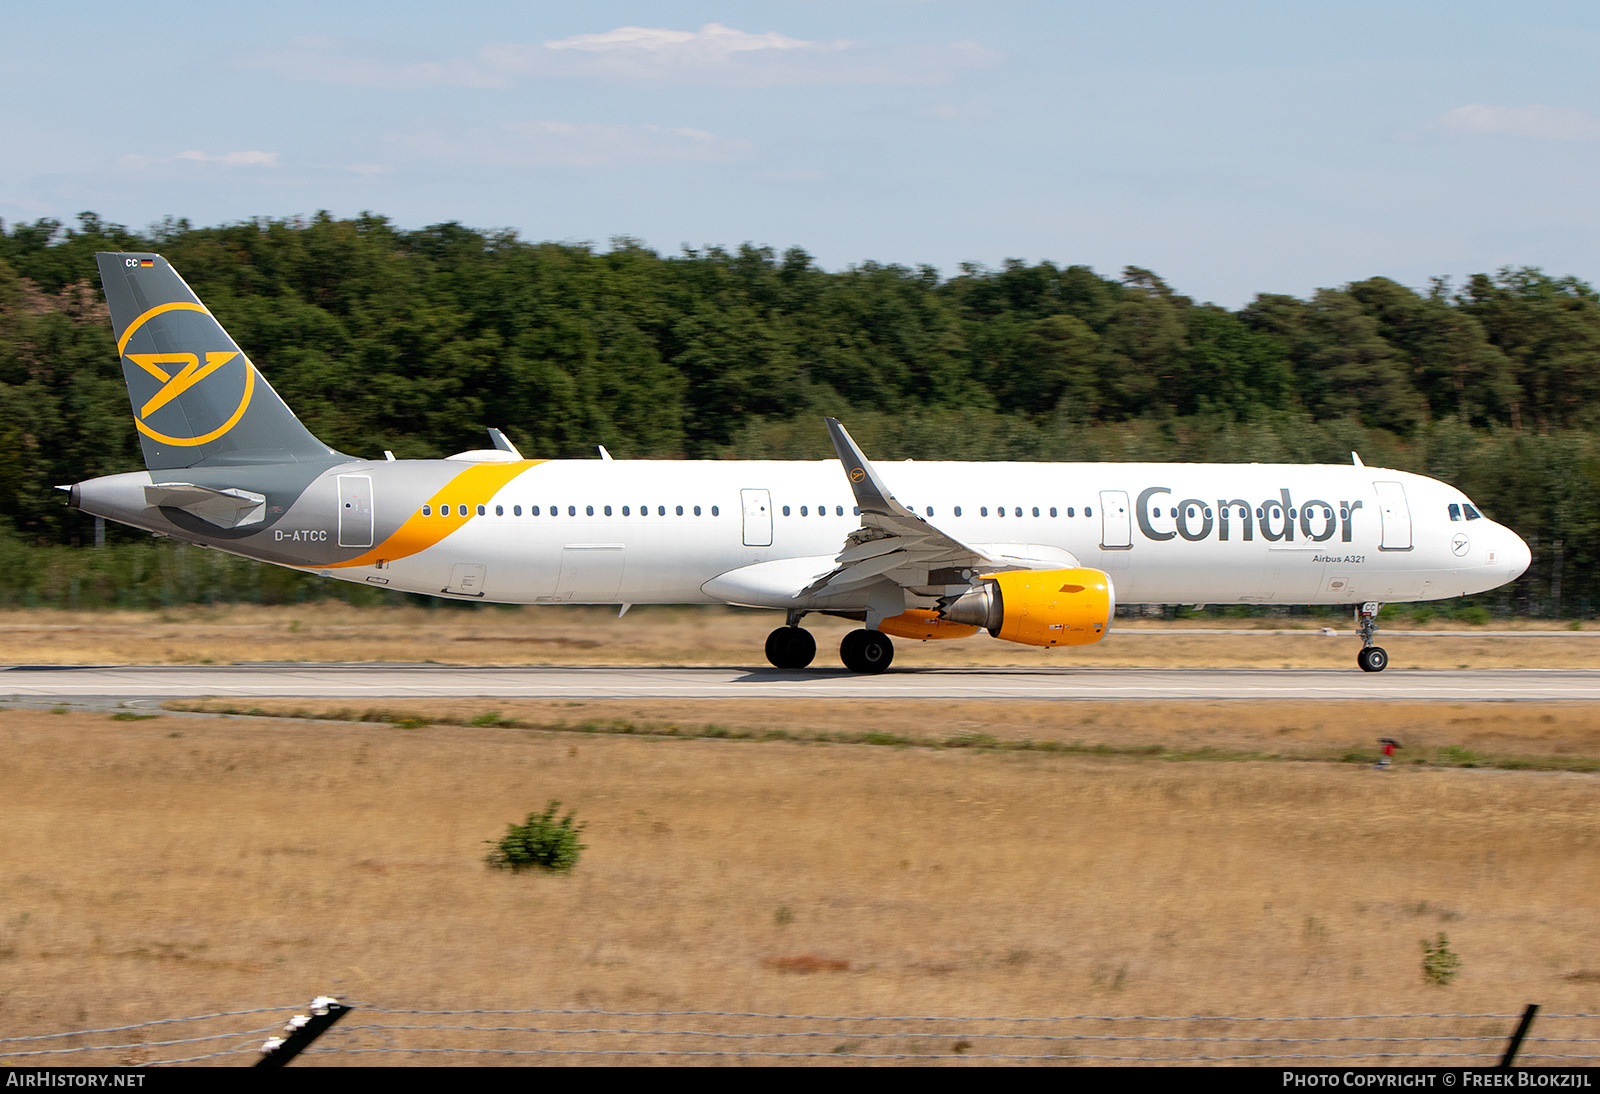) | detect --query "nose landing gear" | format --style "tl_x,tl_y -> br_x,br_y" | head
1356,602 -> 1388,672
